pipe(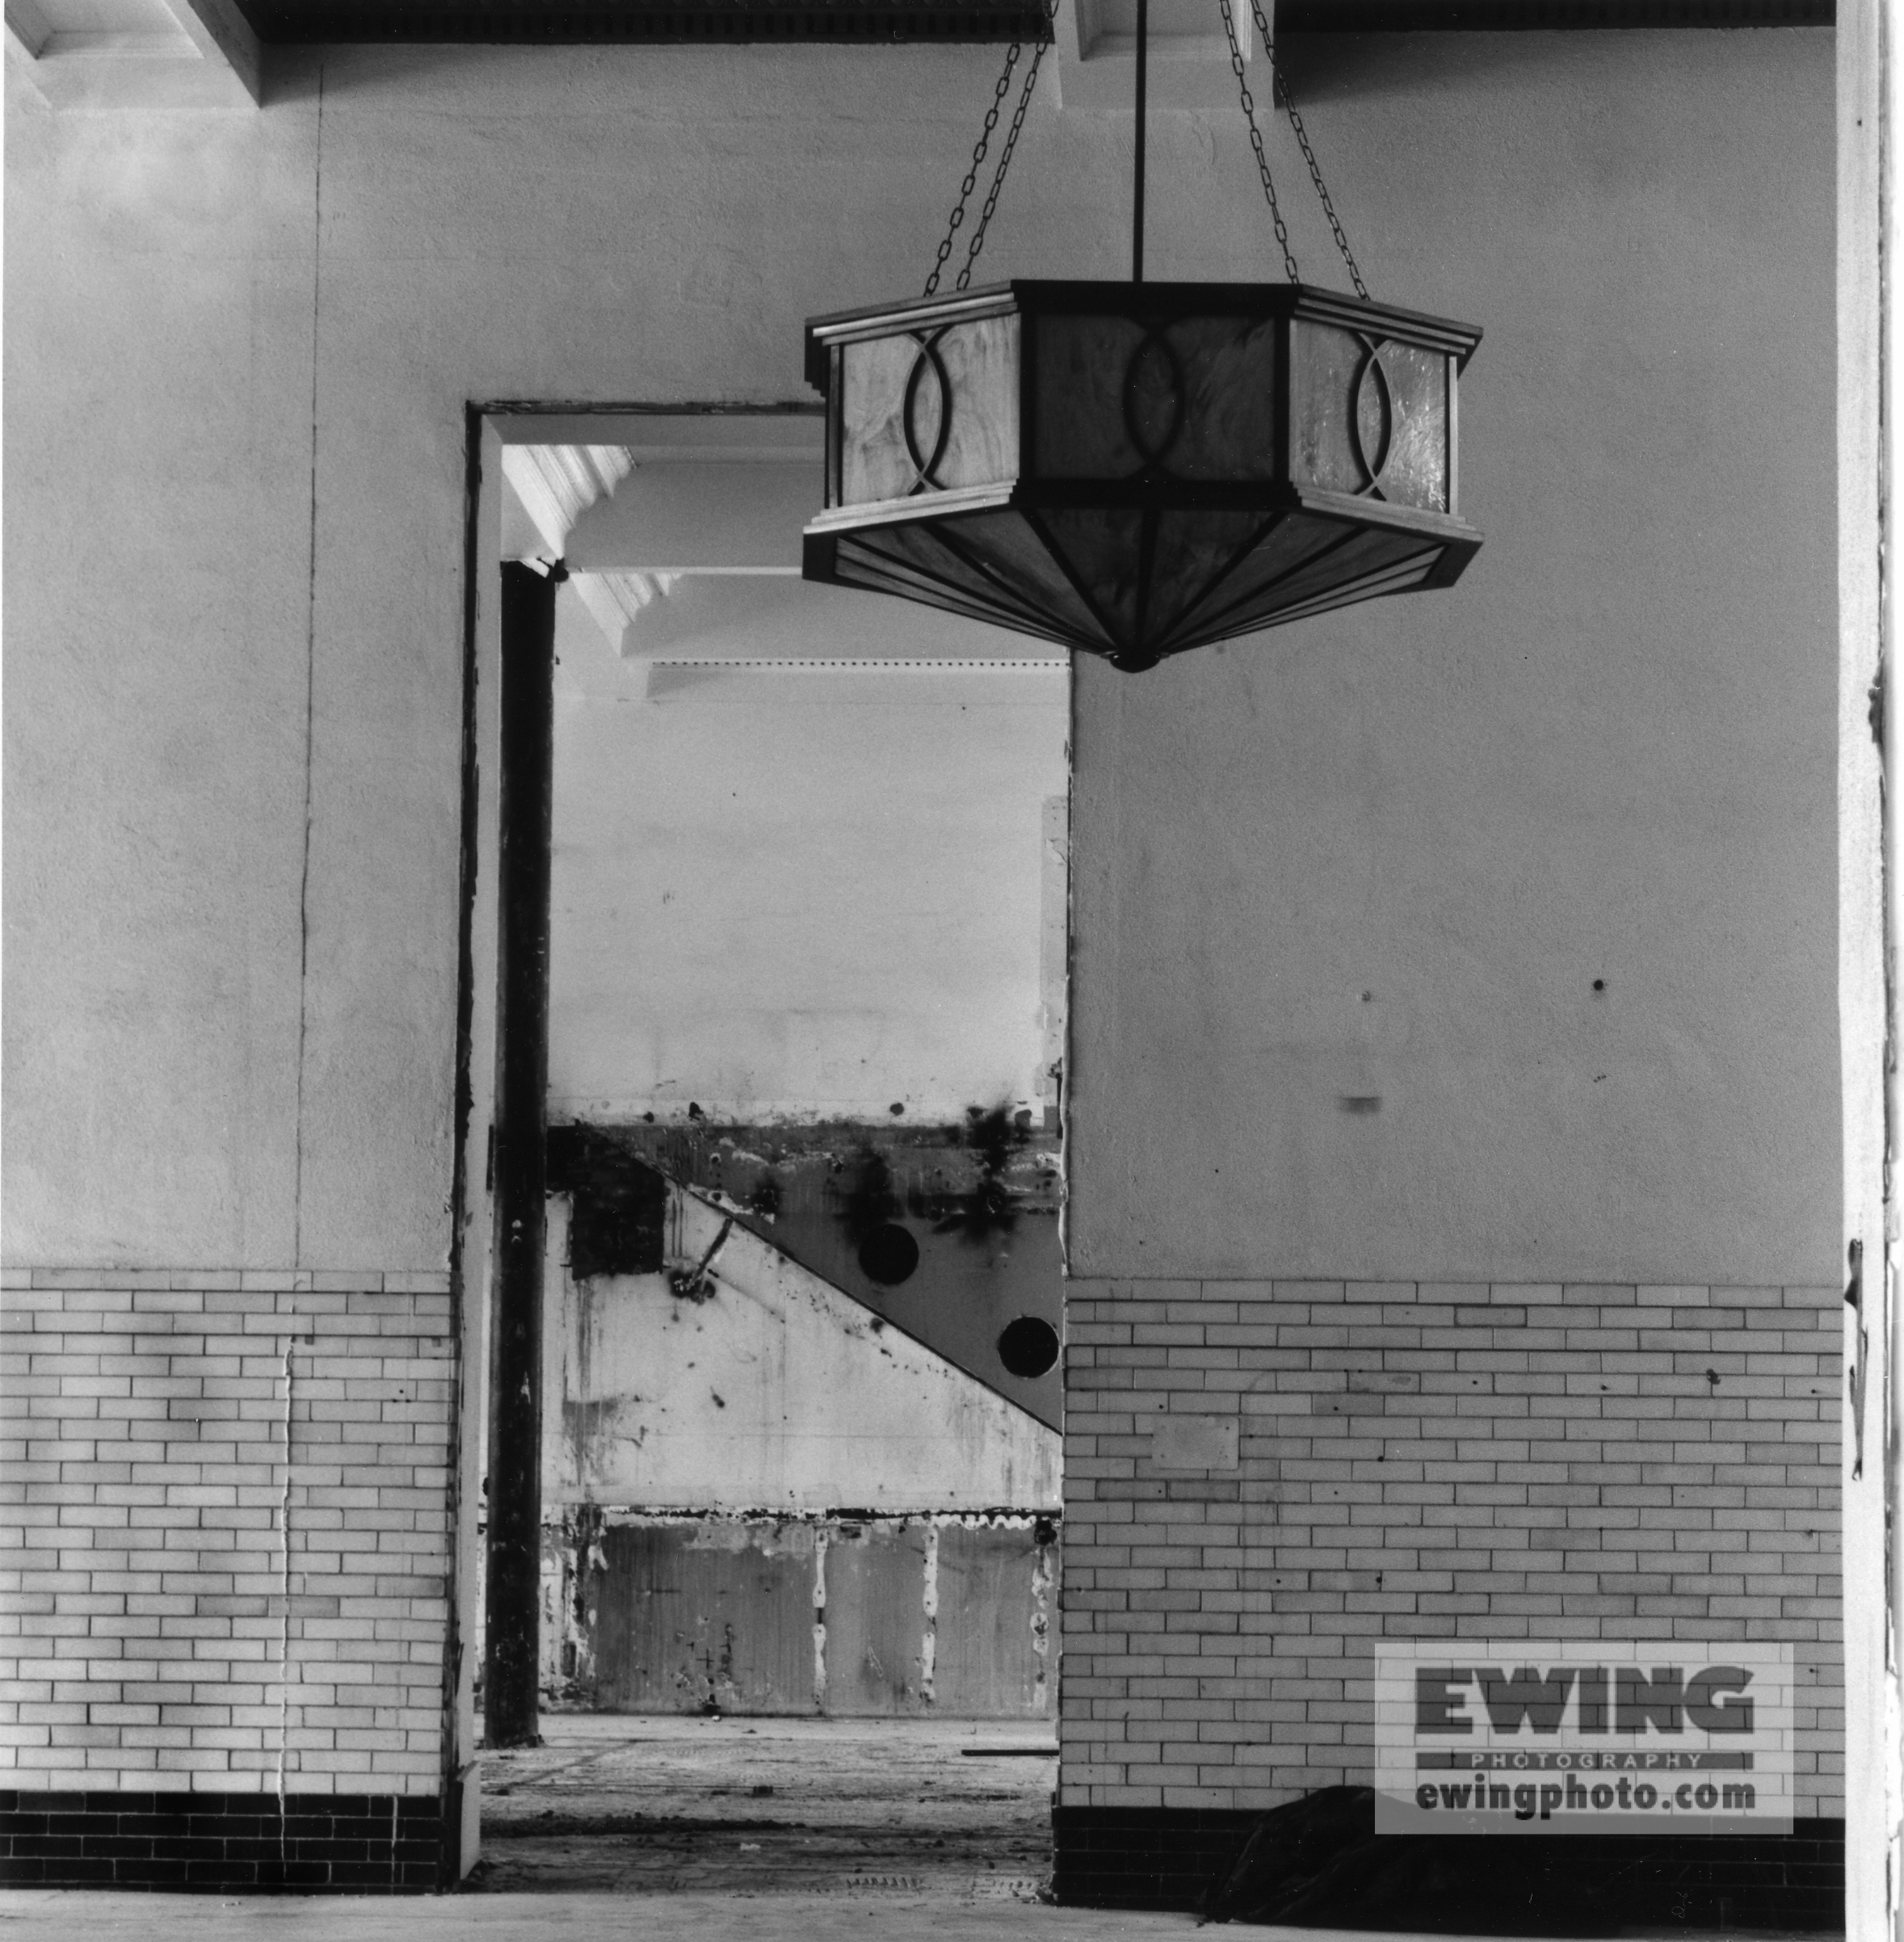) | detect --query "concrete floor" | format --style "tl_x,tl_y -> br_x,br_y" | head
475,1713 -> 1061,1897
0,1890 -> 1208,1939
0,1720 -> 1840,1938
0,1894 -> 1842,1941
